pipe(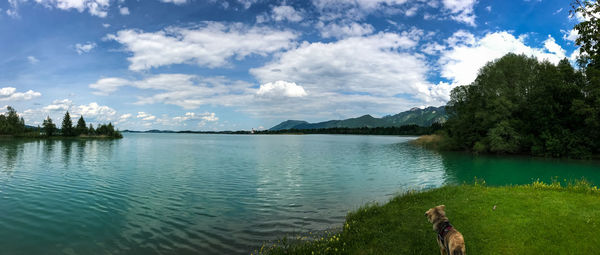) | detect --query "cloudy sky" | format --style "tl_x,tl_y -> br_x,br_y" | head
0,0 -> 583,130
